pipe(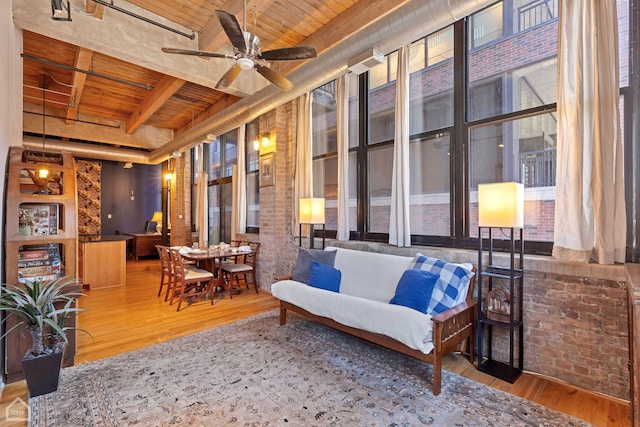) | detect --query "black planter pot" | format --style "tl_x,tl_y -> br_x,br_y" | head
21,351 -> 64,397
